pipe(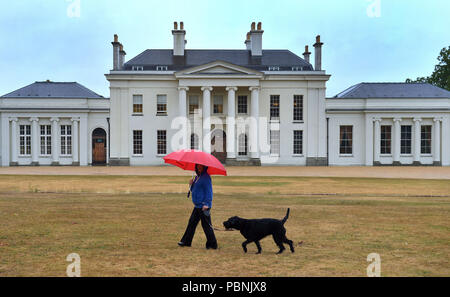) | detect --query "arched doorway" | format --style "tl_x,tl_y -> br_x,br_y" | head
211,129 -> 226,163
92,128 -> 107,165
